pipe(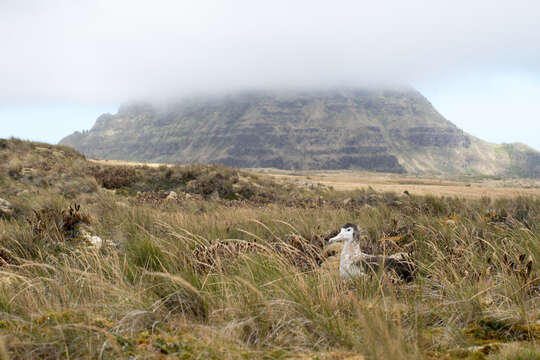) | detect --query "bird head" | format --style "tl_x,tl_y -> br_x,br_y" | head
328,223 -> 360,244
